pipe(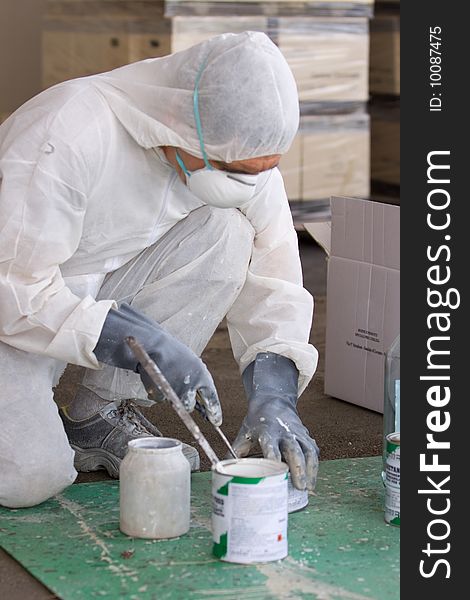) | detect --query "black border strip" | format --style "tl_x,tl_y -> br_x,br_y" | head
402,3 -> 466,595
